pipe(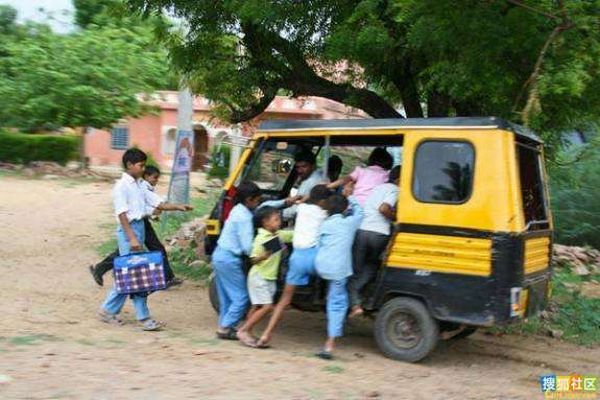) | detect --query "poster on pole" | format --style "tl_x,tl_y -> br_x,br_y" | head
166,129 -> 194,205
